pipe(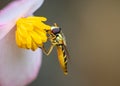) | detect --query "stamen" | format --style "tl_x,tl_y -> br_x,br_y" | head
16,16 -> 51,50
